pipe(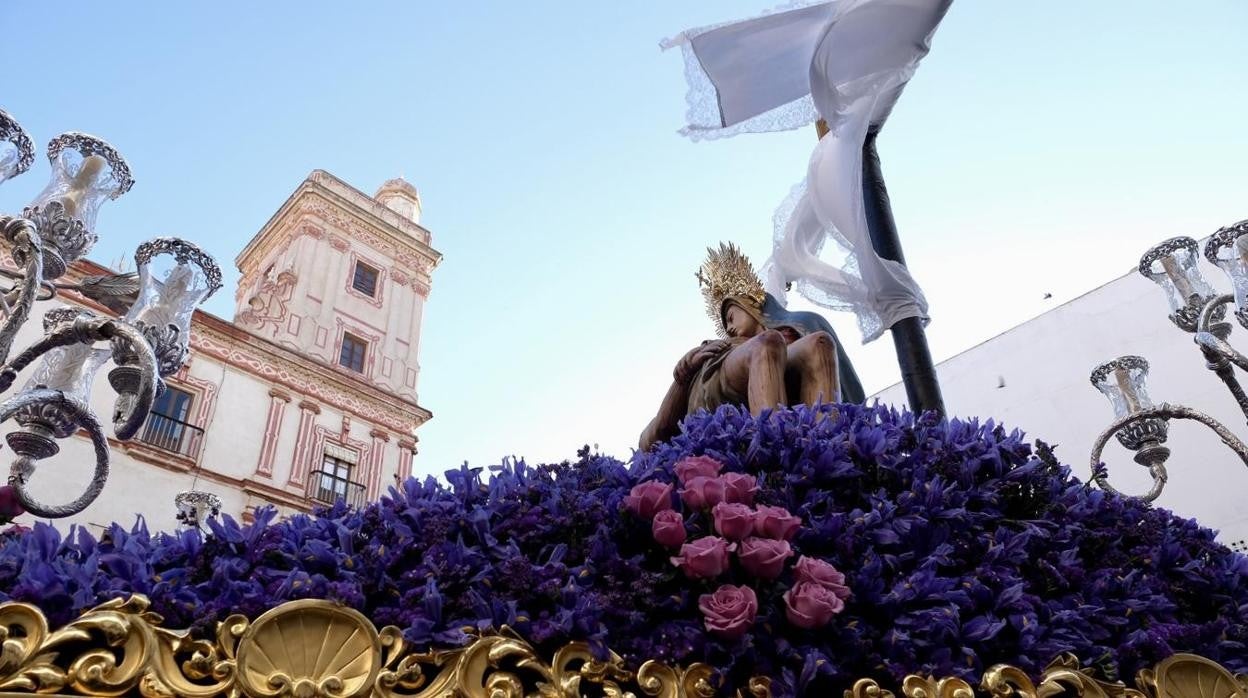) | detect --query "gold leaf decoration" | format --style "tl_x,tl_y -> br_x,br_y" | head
697,242 -> 767,338
0,595 -> 1240,698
